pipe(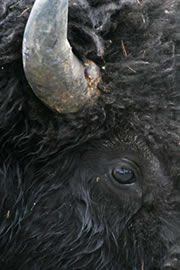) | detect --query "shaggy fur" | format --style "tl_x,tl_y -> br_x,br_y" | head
0,0 -> 180,269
